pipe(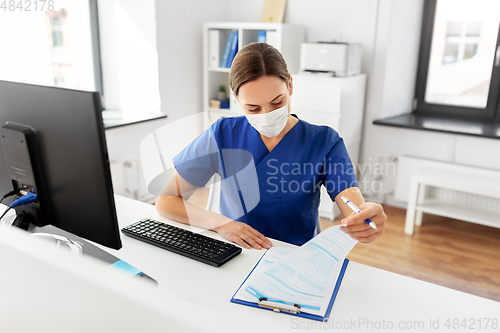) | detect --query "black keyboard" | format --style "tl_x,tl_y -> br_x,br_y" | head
121,218 -> 242,267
